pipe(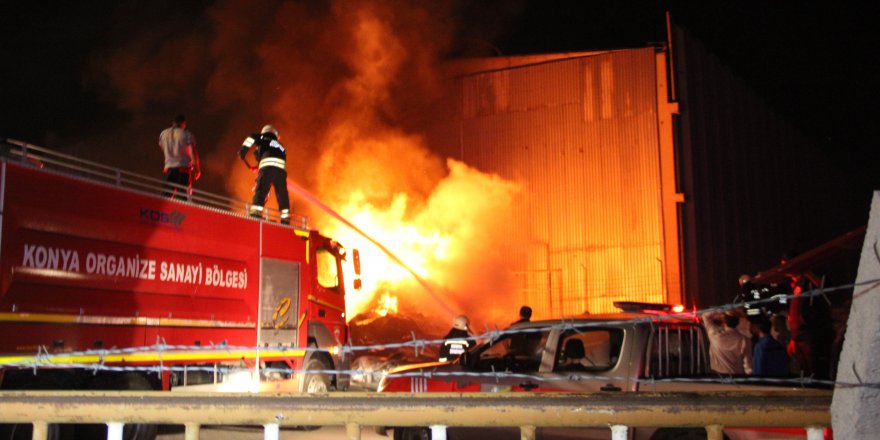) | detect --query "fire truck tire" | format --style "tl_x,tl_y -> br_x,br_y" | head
302,358 -> 332,393
78,373 -> 158,440
649,428 -> 730,440
393,427 -> 431,440
116,374 -> 159,440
